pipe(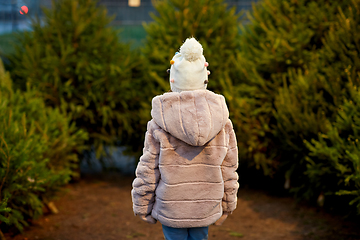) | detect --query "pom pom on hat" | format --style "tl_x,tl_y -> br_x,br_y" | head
179,38 -> 203,62
169,37 -> 209,92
